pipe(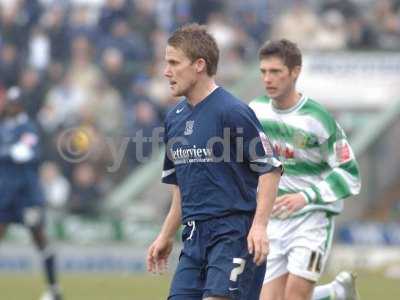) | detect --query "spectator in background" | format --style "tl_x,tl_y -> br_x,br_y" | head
41,4 -> 69,63
67,35 -> 102,103
101,47 -> 131,97
39,73 -> 85,134
191,0 -> 224,24
174,0 -> 192,28
69,163 -> 102,217
154,0 -> 175,32
150,28 -> 169,62
236,6 -> 269,45
28,26 -> 51,71
83,76 -> 124,136
0,44 -> 21,88
19,68 -> 47,120
146,63 -> 175,109
313,10 -> 347,50
346,15 -> 378,49
46,62 -> 65,87
208,13 -> 247,84
272,2 -> 320,50
128,0 -> 158,50
98,0 -> 134,34
124,100 -> 162,168
107,19 -> 148,62
68,4 -> 98,42
0,2 -> 28,48
320,0 -> 359,20
372,0 -> 400,50
125,75 -> 153,106
208,13 -> 237,52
